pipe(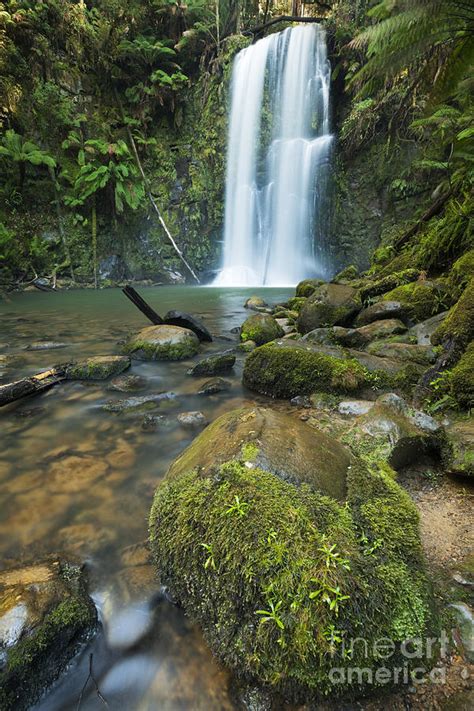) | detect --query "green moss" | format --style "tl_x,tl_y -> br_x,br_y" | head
382,279 -> 451,322
295,279 -> 324,298
431,278 -> 474,350
359,269 -> 420,303
450,342 -> 474,409
333,264 -> 359,282
149,457 -> 437,699
0,591 -> 97,710
450,249 -> 474,295
241,442 -> 259,462
240,314 -> 284,346
286,297 -> 307,313
66,356 -> 130,380
243,343 -> 372,399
